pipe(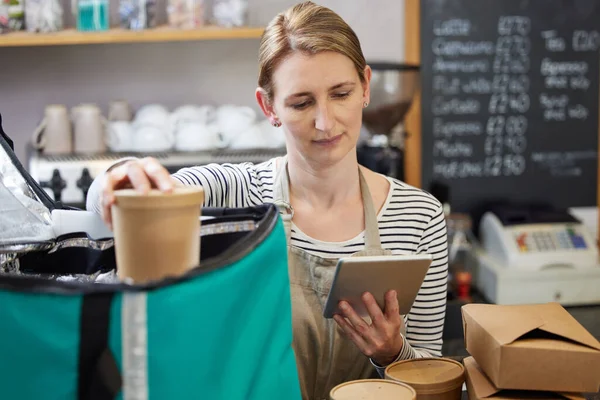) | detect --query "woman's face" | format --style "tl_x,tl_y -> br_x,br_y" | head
260,51 -> 371,167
